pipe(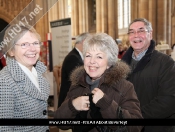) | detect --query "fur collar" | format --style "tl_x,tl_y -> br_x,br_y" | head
70,61 -> 130,86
